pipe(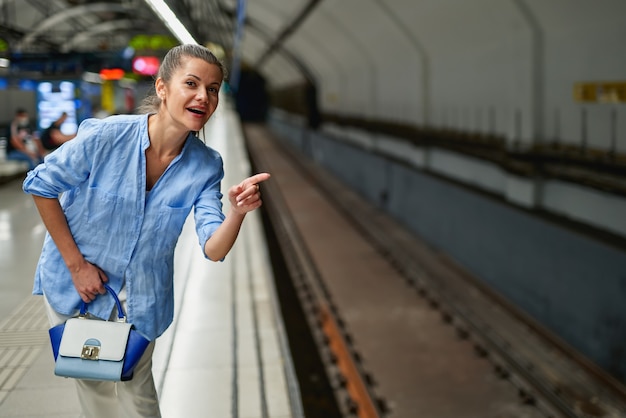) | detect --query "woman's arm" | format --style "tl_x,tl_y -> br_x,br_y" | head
32,195 -> 108,302
203,172 -> 270,261
50,128 -> 76,146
